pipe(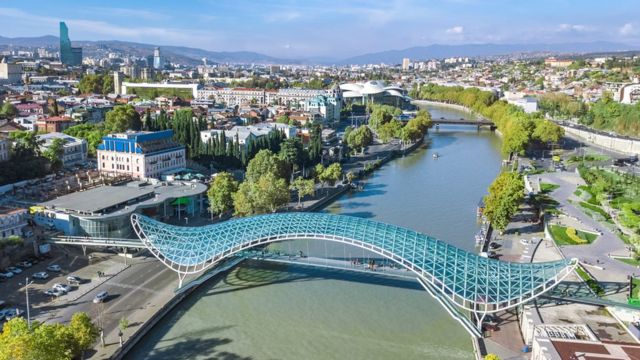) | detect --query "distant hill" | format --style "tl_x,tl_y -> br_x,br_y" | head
1,35 -> 638,65
339,41 -> 638,64
0,35 -> 297,65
